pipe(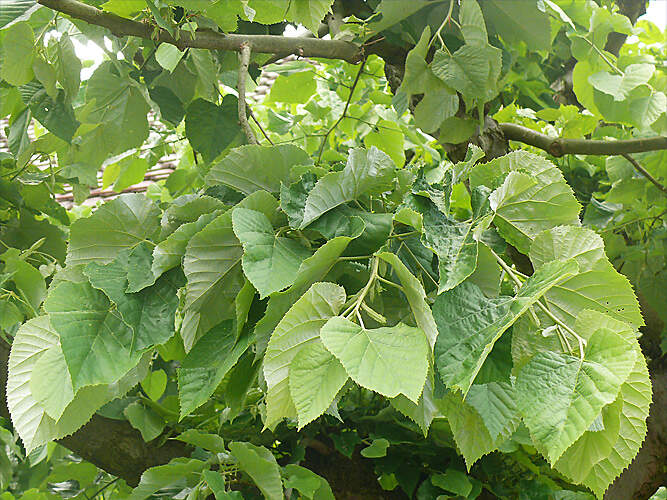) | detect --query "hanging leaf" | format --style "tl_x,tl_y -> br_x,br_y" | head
185,96 -> 243,164
228,442 -> 283,500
